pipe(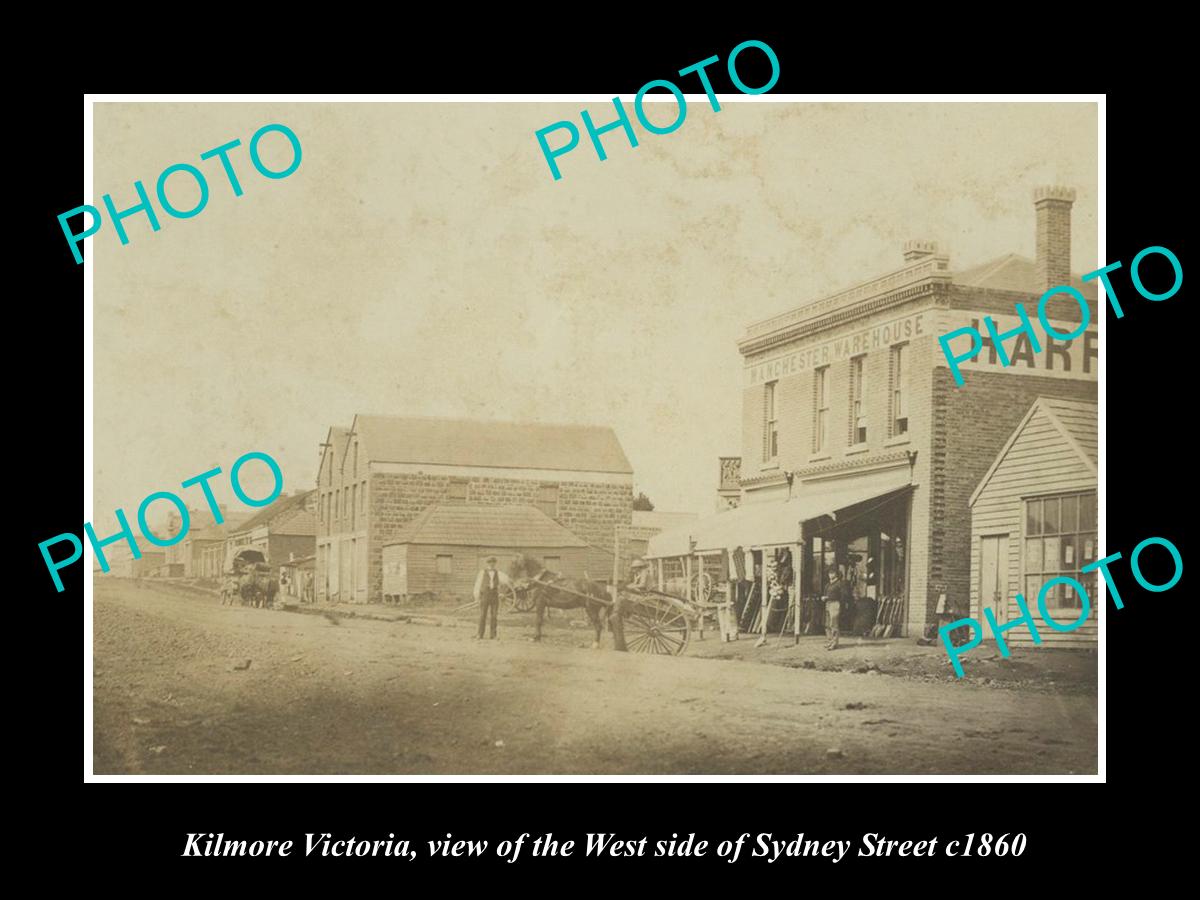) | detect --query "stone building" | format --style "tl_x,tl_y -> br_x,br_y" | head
649,187 -> 1098,638
315,415 -> 633,604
